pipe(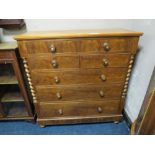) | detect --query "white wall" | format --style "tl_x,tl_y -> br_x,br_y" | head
124,20 -> 155,121
0,19 -> 133,42
0,19 -> 154,122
